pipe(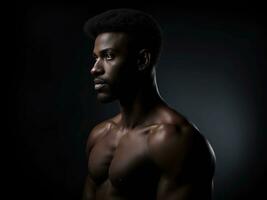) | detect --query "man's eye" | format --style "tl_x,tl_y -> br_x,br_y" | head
105,53 -> 114,60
